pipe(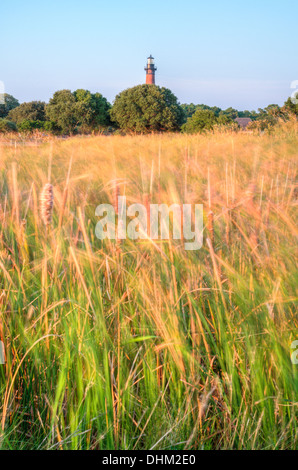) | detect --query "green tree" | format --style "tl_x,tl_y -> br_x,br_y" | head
17,120 -> 55,132
73,89 -> 111,132
46,89 -> 111,134
181,103 -> 223,123
247,104 -> 286,131
264,104 -> 281,117
0,118 -> 17,132
110,85 -> 184,133
238,110 -> 258,120
217,114 -> 232,125
181,103 -> 197,121
284,97 -> 298,116
0,94 -> 19,118
7,101 -> 46,124
220,107 -> 238,120
197,104 -> 222,117
46,90 -> 77,134
181,109 -> 218,133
